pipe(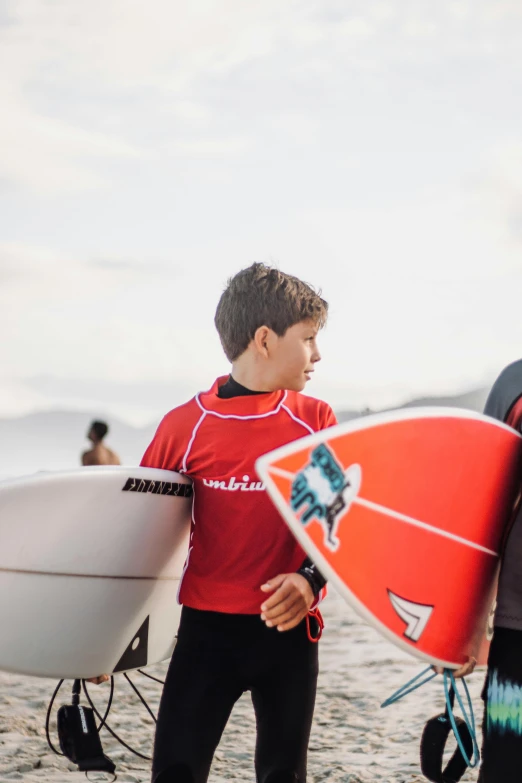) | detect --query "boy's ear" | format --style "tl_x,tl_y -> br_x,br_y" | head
253,325 -> 271,358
